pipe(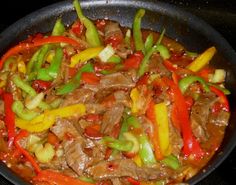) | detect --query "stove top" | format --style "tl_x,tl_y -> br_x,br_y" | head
0,0 -> 235,185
